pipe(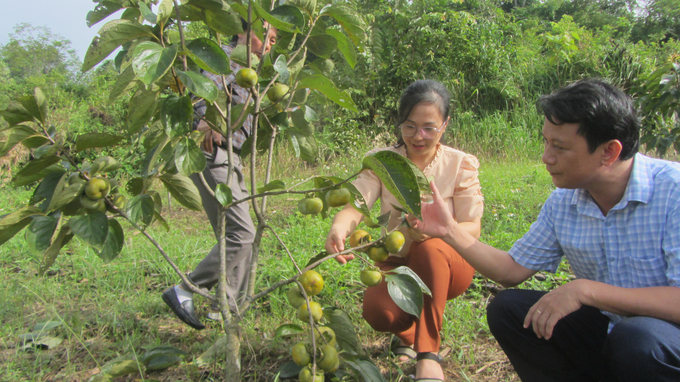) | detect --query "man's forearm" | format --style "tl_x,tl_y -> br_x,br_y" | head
442,225 -> 536,287
579,281 -> 680,324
